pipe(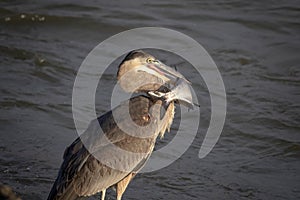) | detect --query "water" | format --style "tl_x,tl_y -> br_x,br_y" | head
0,0 -> 299,199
